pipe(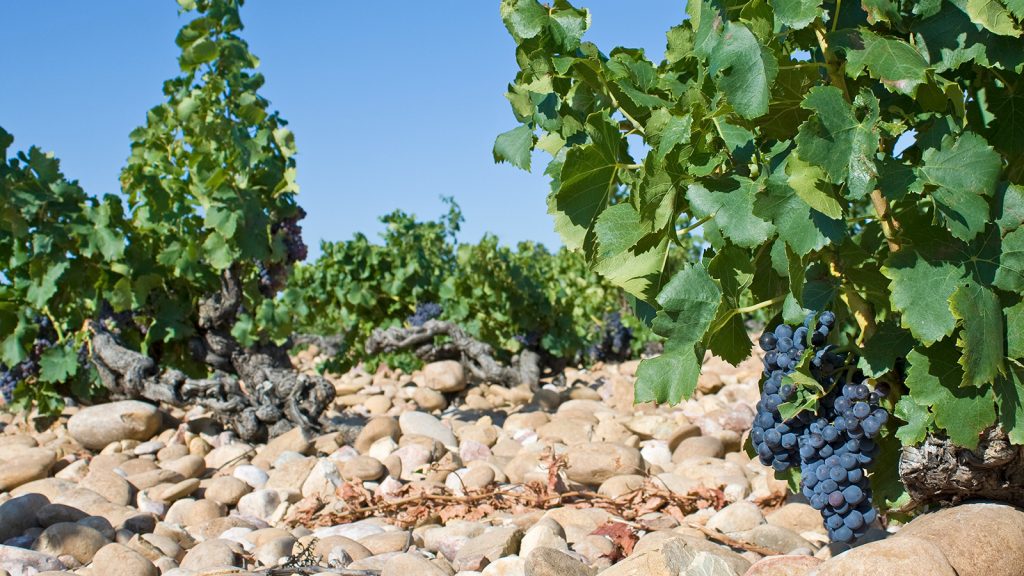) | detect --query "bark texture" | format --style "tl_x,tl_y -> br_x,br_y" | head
89,269 -> 343,443
899,426 -> 1024,508
365,319 -> 541,390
